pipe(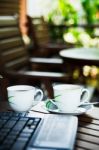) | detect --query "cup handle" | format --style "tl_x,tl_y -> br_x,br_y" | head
80,89 -> 89,105
34,89 -> 43,105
